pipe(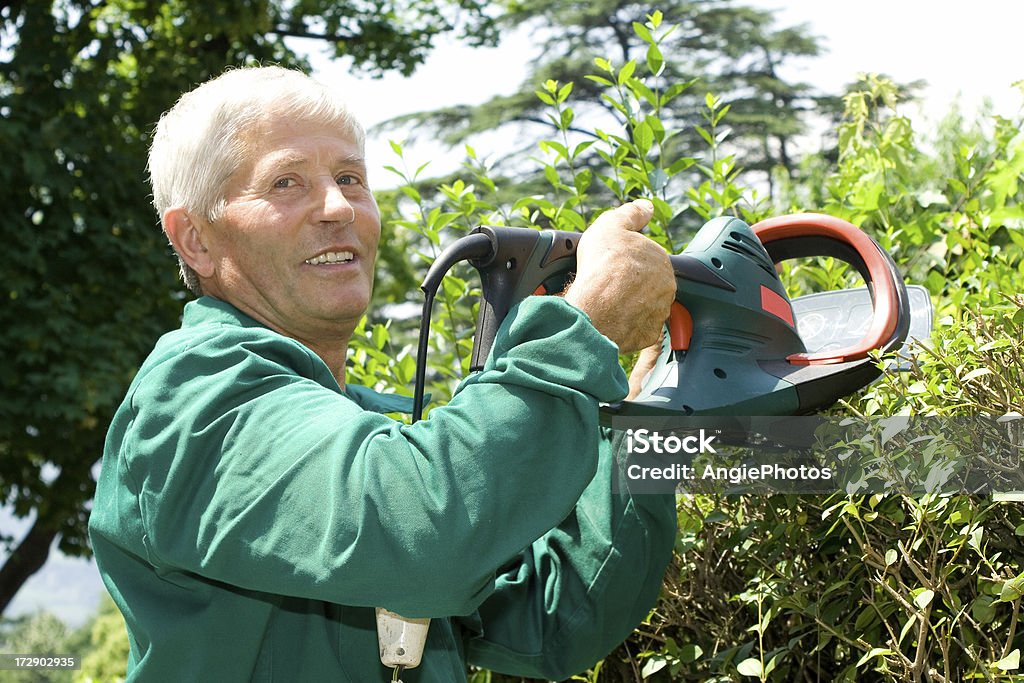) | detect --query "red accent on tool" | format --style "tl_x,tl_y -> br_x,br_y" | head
760,285 -> 795,327
532,284 -> 548,296
752,213 -> 899,366
668,302 -> 693,351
